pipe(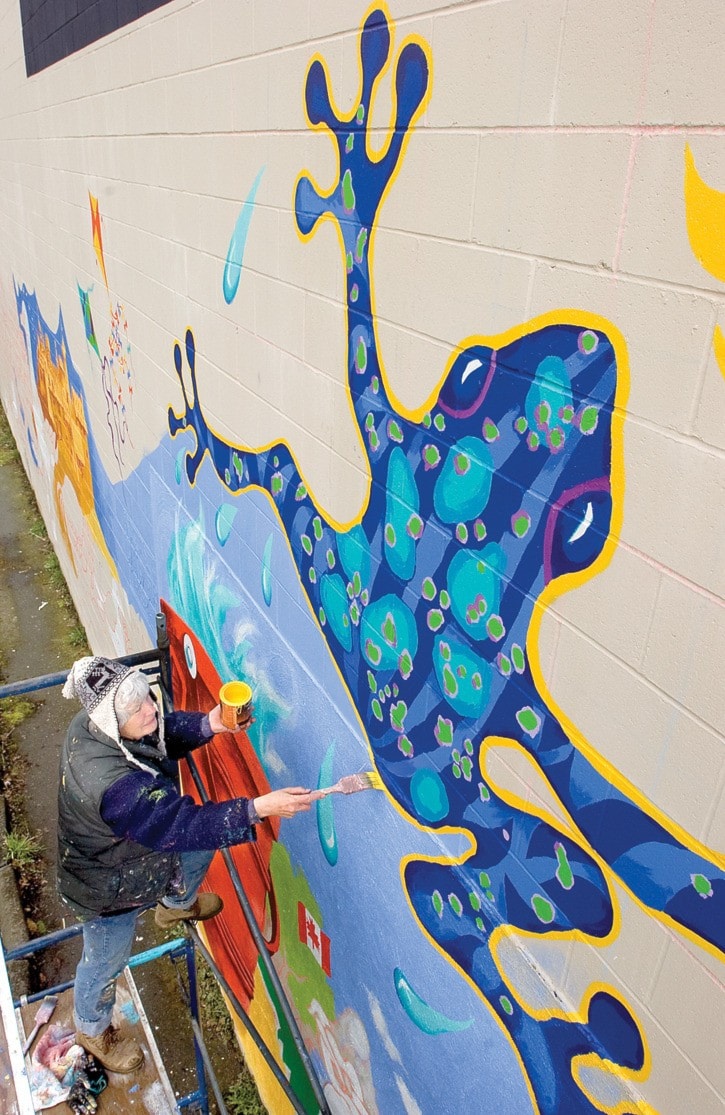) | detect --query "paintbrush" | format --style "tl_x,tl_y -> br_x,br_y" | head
315,772 -> 383,796
22,993 -> 59,1055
